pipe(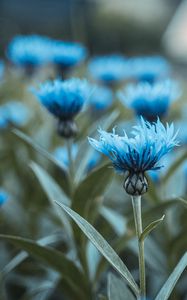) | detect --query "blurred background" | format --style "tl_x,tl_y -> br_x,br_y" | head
0,0 -> 185,57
